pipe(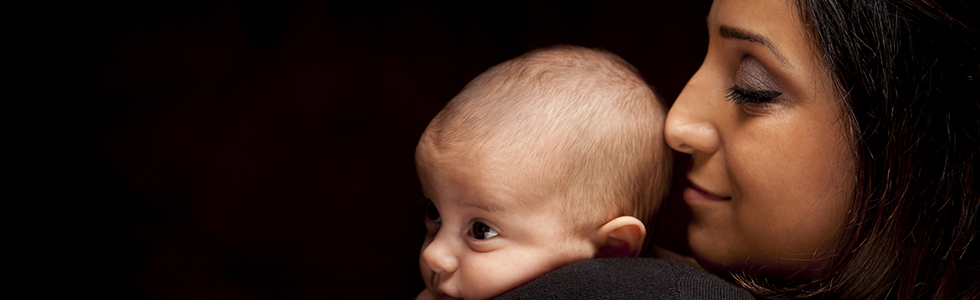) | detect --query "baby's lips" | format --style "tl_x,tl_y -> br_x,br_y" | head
437,293 -> 464,300
427,273 -> 461,300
